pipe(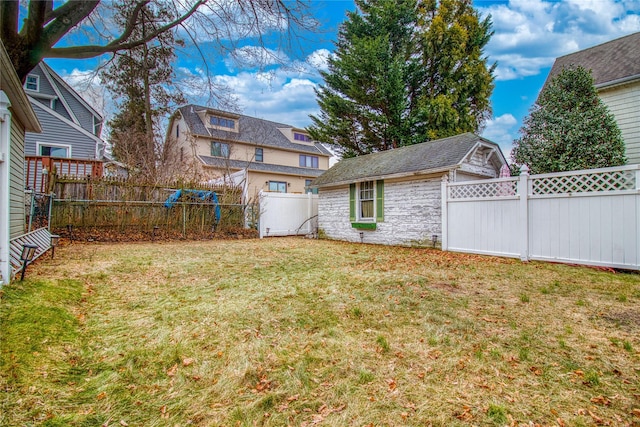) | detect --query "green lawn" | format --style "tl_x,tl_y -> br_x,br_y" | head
1,238 -> 639,426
